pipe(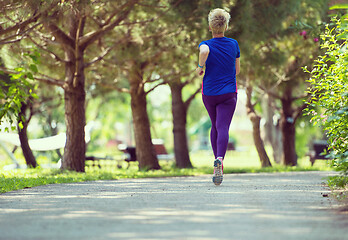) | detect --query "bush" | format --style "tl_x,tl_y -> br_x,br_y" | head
305,18 -> 348,176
